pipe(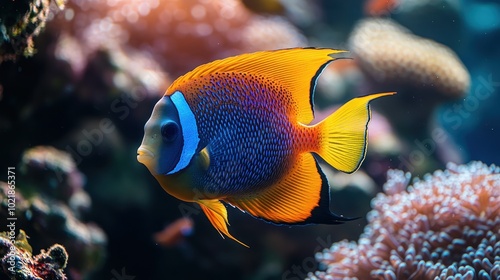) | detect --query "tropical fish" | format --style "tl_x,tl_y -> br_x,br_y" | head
364,0 -> 399,16
154,217 -> 194,247
240,0 -> 285,15
137,48 -> 394,247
